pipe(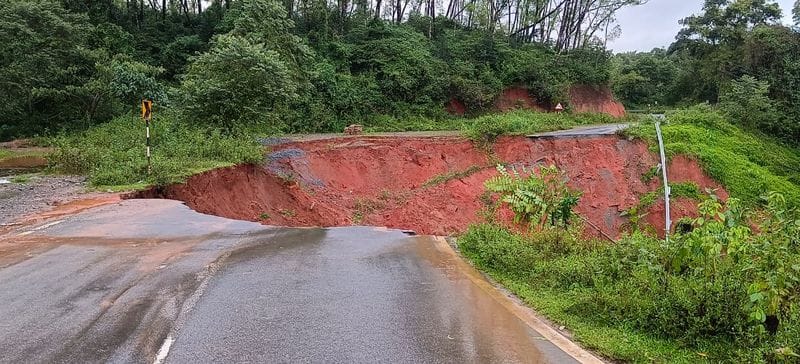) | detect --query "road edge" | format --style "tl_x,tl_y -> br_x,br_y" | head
431,236 -> 606,364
